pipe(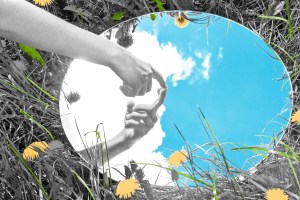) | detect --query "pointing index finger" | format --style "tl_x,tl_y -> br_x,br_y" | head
151,67 -> 167,89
